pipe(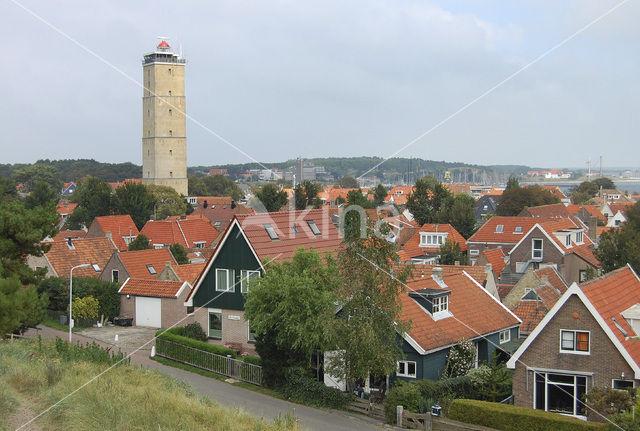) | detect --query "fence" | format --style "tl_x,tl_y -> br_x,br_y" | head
155,338 -> 262,386
397,406 -> 499,431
